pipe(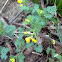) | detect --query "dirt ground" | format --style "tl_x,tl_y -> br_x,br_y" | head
0,0 -> 23,23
